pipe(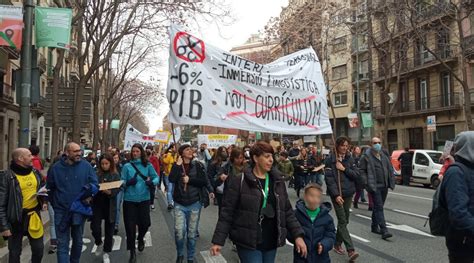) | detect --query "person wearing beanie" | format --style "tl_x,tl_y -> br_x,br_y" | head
170,144 -> 208,263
